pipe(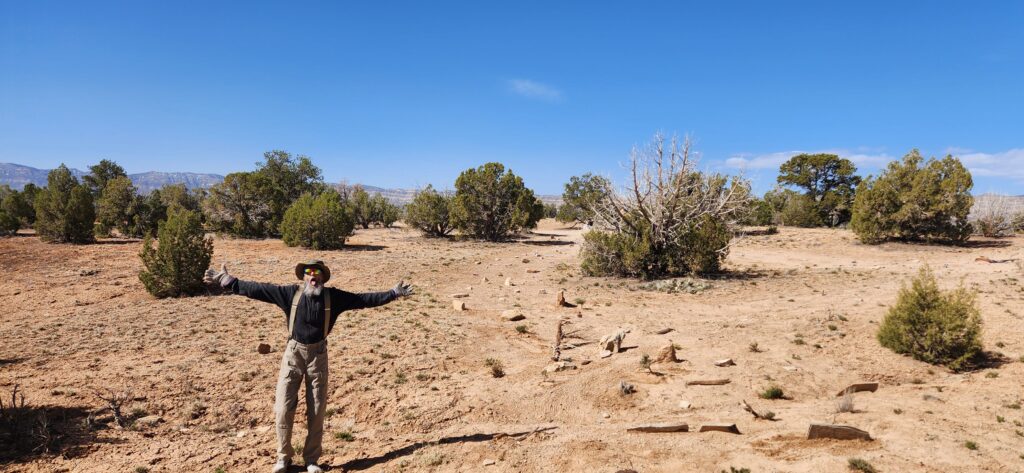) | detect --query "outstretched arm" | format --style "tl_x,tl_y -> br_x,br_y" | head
330,281 -> 414,314
205,263 -> 296,312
